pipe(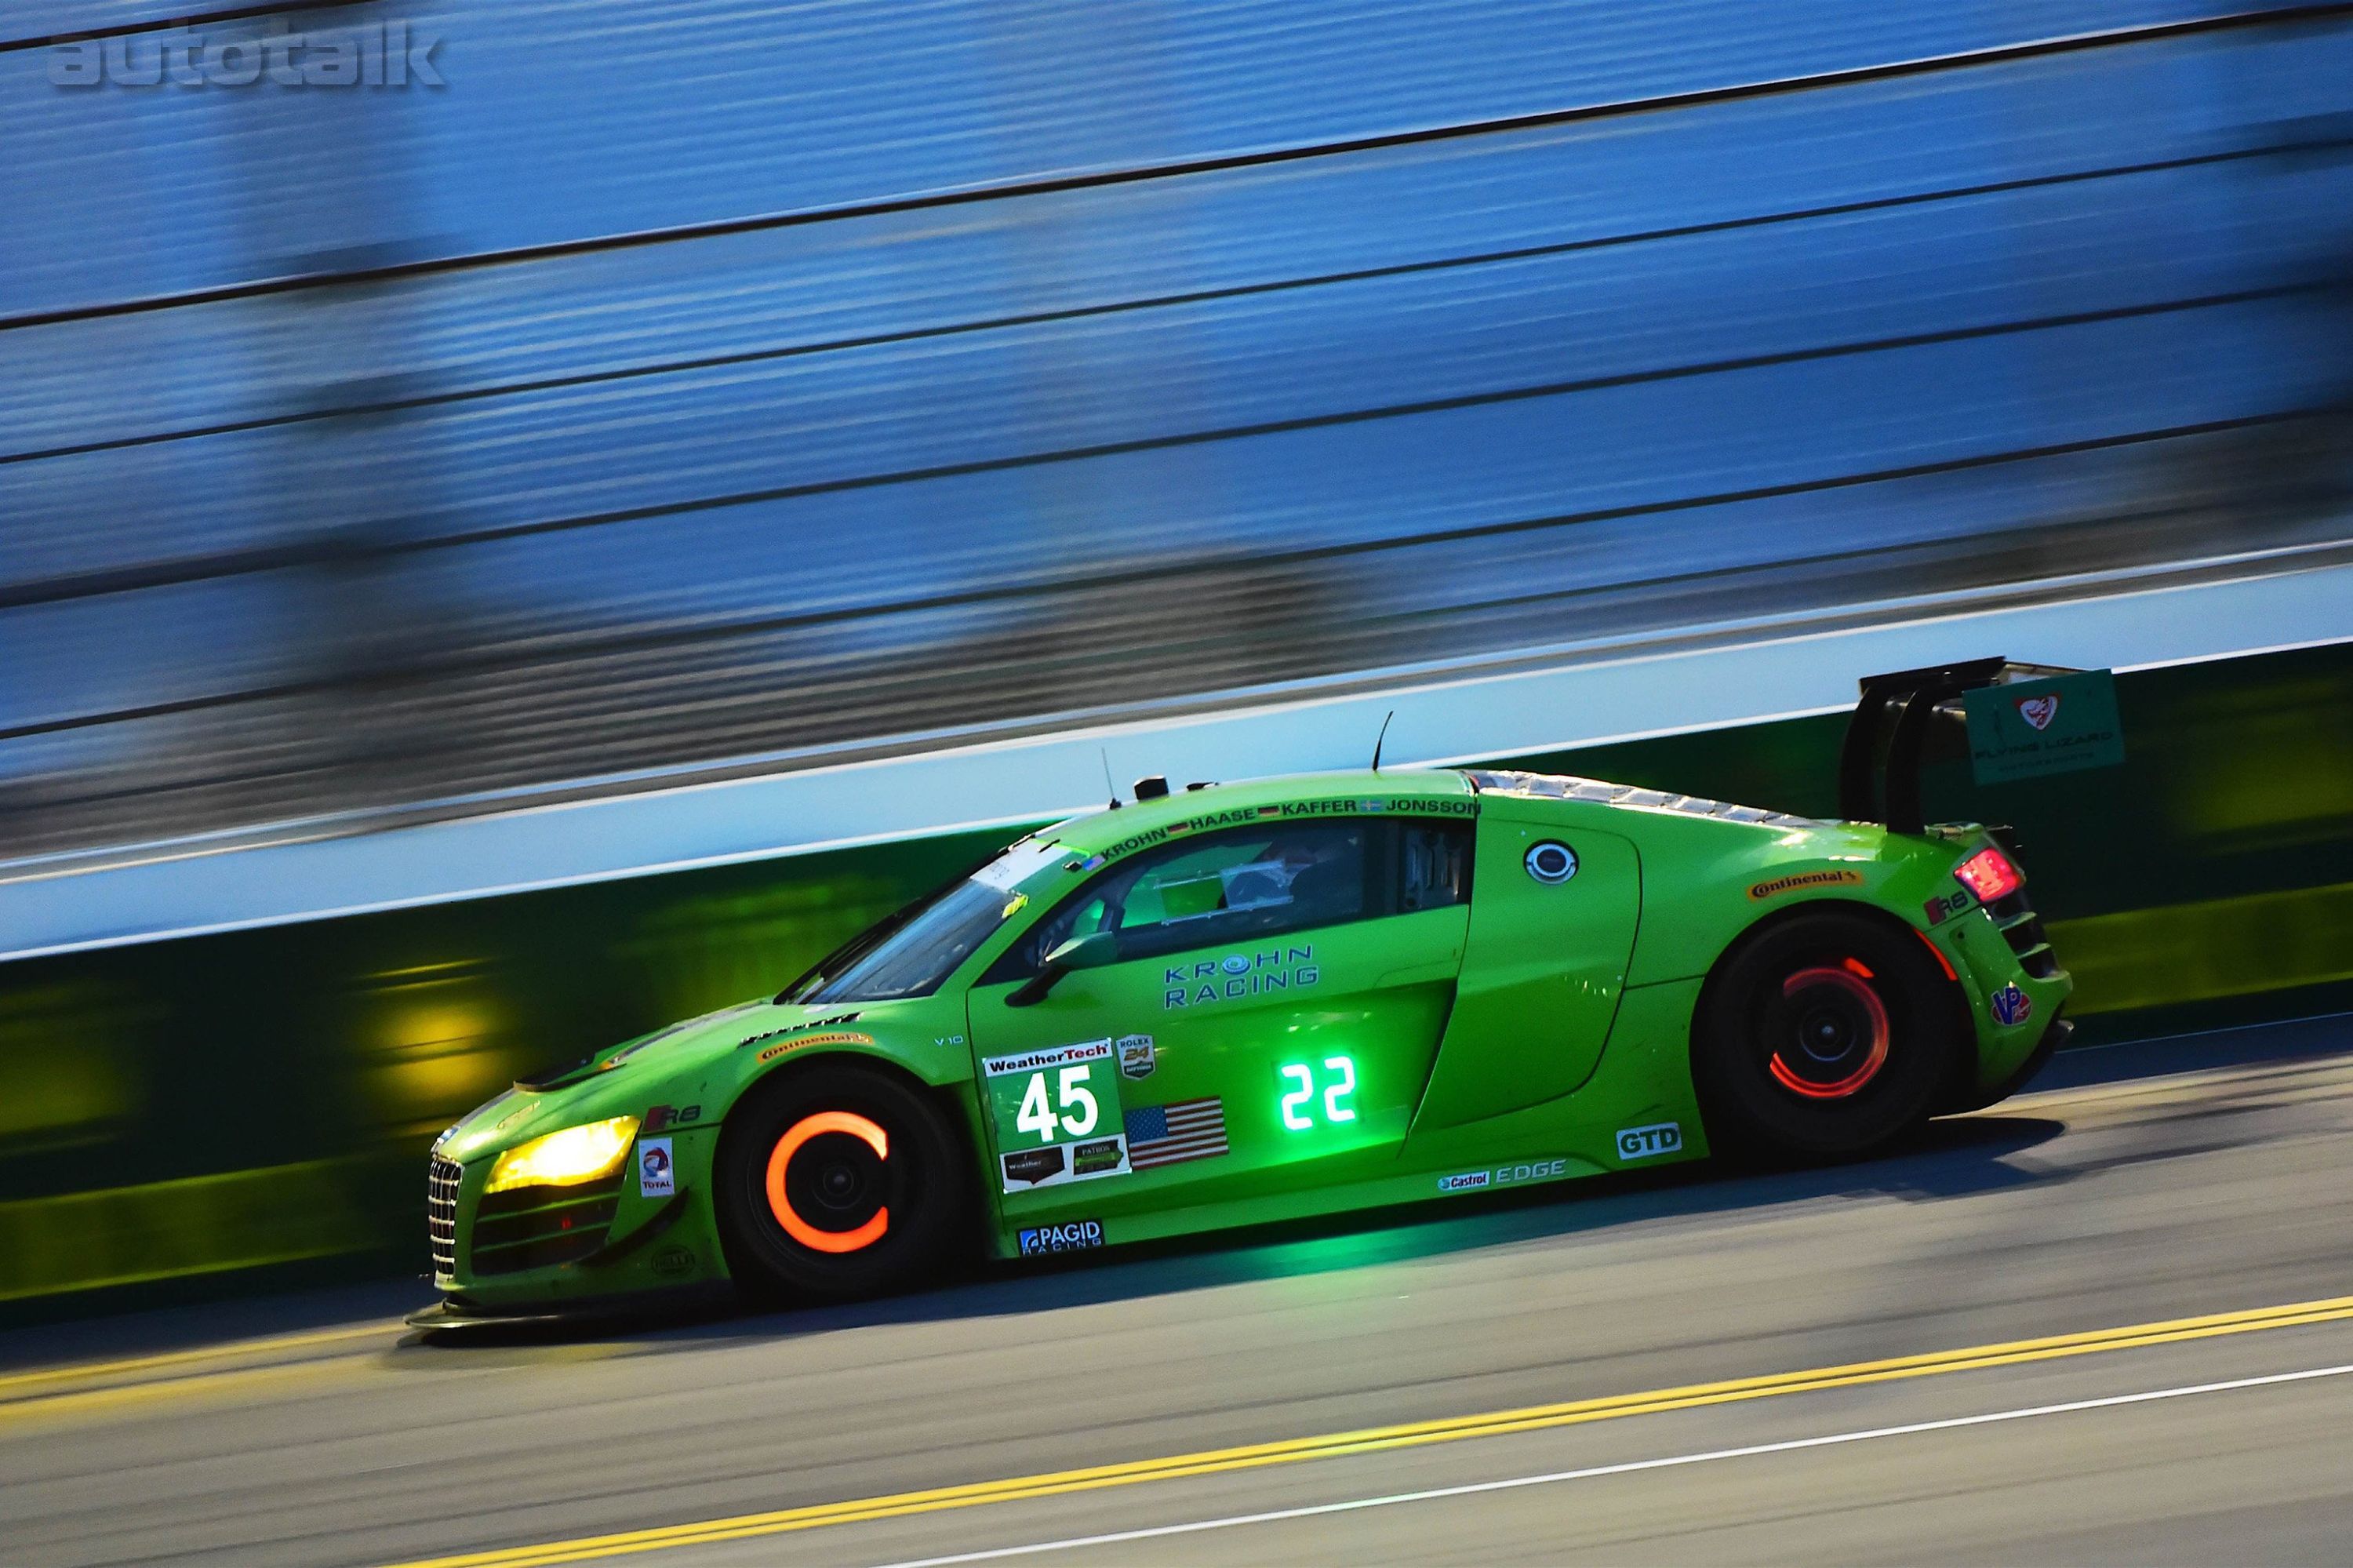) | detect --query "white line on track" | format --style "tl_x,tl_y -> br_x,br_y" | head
868,1361 -> 2353,1568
